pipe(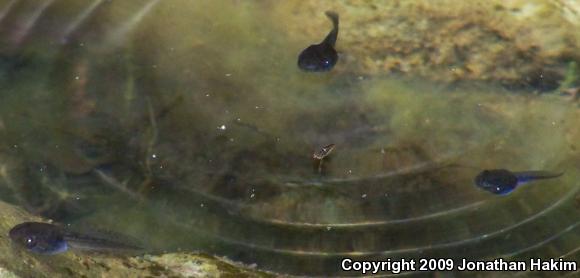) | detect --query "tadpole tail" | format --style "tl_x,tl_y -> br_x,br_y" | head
63,231 -> 144,254
322,11 -> 339,46
514,171 -> 564,183
324,11 -> 339,27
